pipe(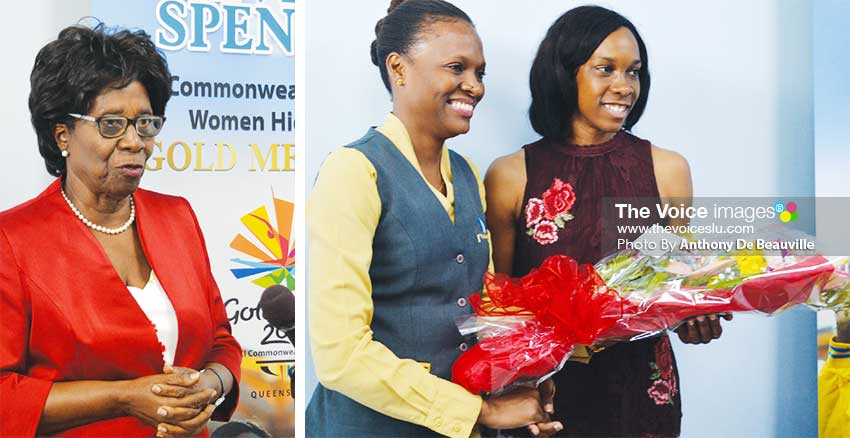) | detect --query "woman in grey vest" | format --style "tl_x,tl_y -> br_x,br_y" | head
306,1 -> 562,437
